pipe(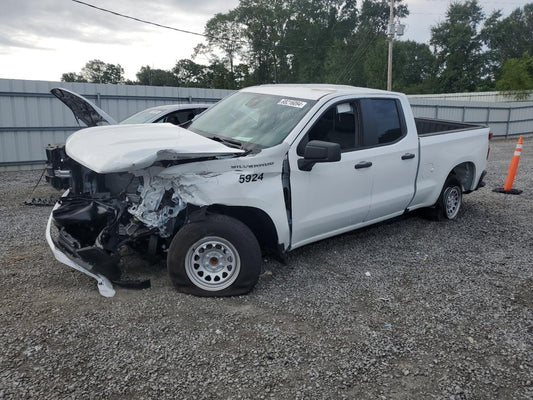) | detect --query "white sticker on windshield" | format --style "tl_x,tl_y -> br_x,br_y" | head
277,99 -> 307,109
